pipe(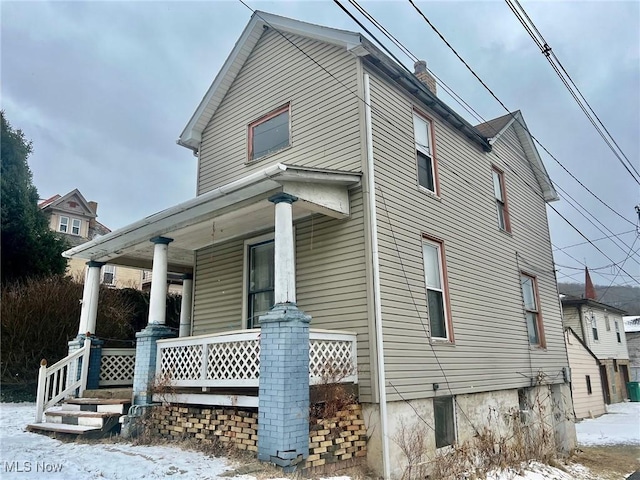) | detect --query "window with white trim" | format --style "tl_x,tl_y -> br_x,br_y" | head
248,104 -> 290,162
102,265 -> 116,286
413,112 -> 437,194
520,273 -> 544,346
615,319 -> 621,343
591,313 -> 599,341
58,216 -> 69,233
434,396 -> 455,448
492,166 -> 511,232
605,314 -> 611,331
71,218 -> 81,236
422,238 -> 450,340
